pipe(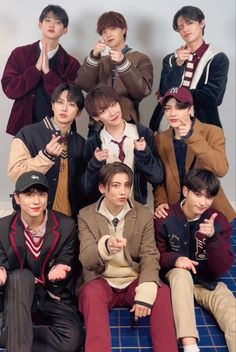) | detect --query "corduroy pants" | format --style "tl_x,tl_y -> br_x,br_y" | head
79,277 -> 178,352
